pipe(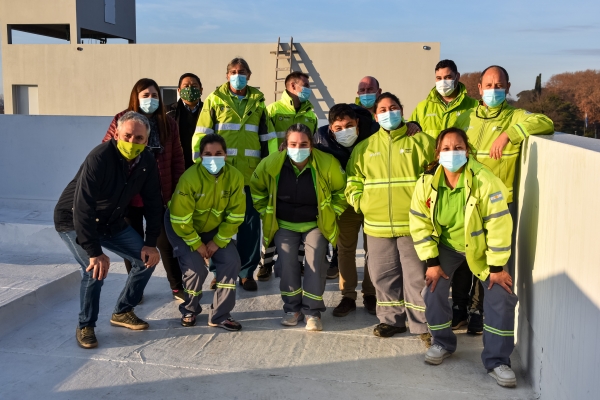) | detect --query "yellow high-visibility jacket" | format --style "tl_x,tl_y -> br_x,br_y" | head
266,91 -> 318,153
410,157 -> 512,282
192,82 -> 276,185
410,83 -> 478,140
456,100 -> 554,202
345,124 -> 436,238
250,149 -> 347,248
168,163 -> 246,251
